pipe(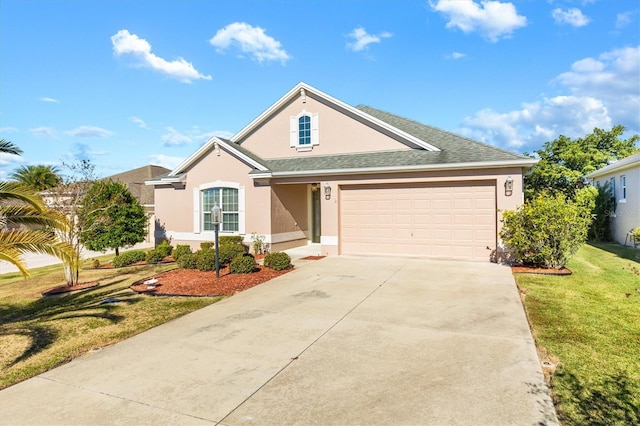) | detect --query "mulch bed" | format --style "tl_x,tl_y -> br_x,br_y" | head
301,255 -> 326,260
511,265 -> 572,275
130,265 -> 292,297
